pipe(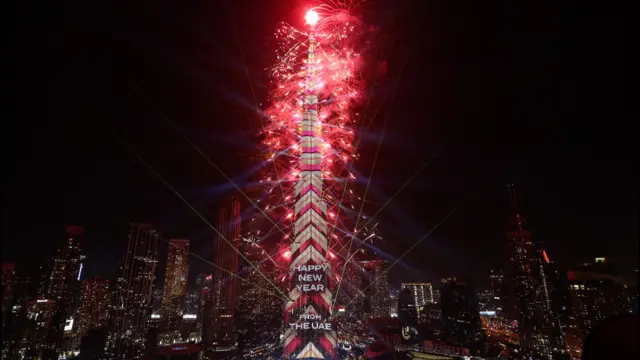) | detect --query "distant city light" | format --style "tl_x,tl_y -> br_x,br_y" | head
64,318 -> 74,331
77,263 -> 83,281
